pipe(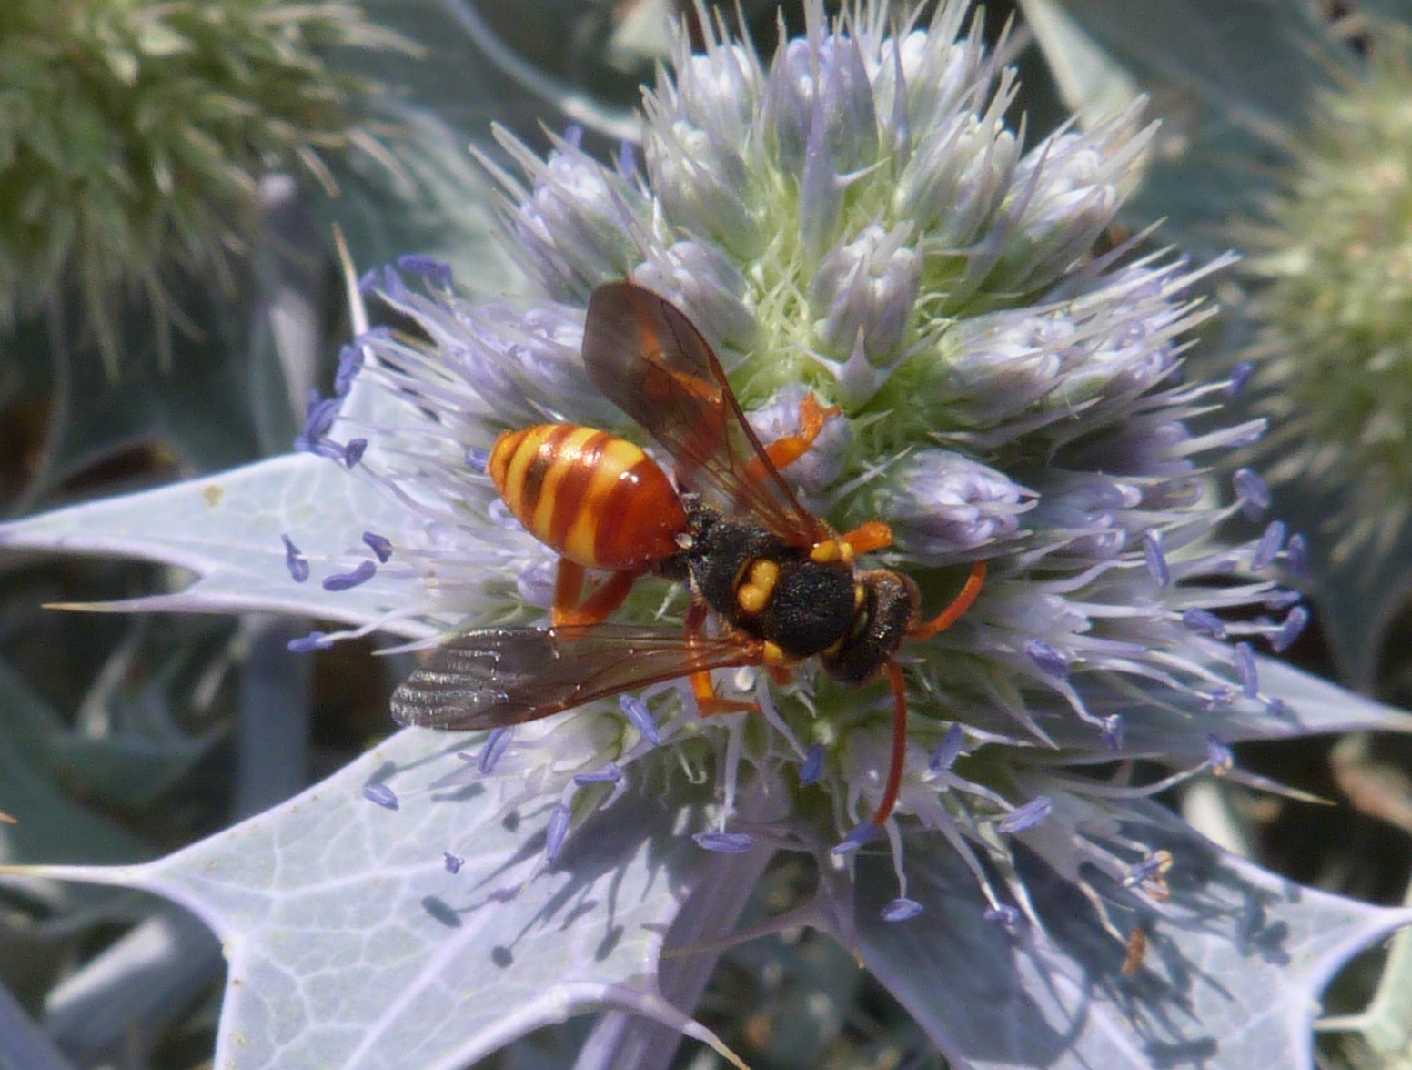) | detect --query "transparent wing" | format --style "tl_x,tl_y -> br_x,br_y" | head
582,280 -> 828,548
390,624 -> 762,730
